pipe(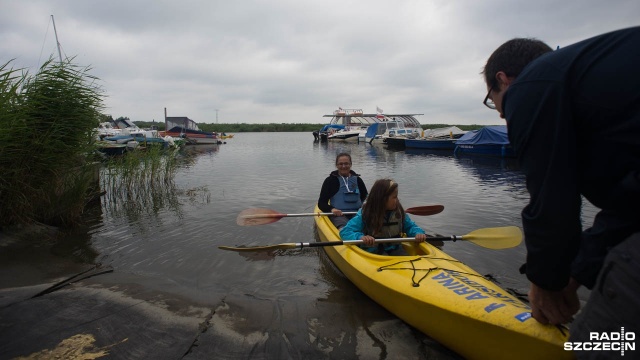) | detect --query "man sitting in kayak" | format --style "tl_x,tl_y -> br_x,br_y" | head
340,178 -> 426,255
